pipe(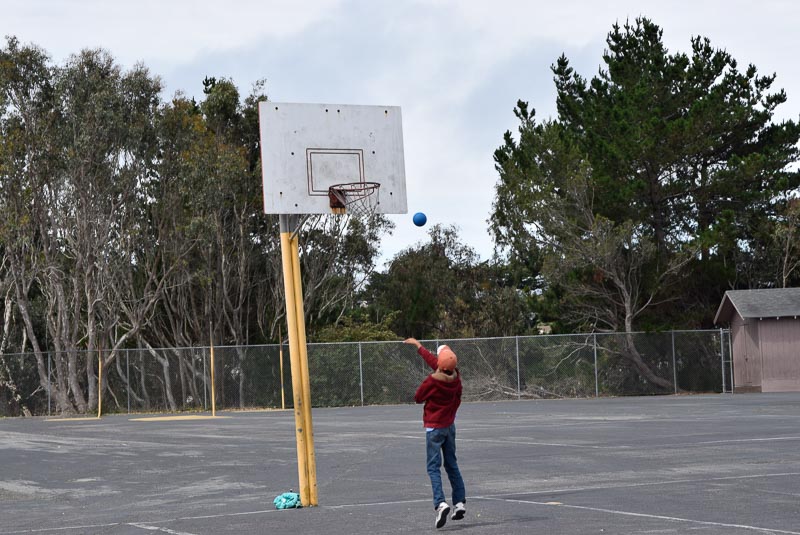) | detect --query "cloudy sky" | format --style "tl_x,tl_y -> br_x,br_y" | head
3,0 -> 799,266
